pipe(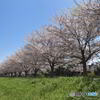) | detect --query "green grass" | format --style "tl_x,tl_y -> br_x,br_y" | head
0,77 -> 99,100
